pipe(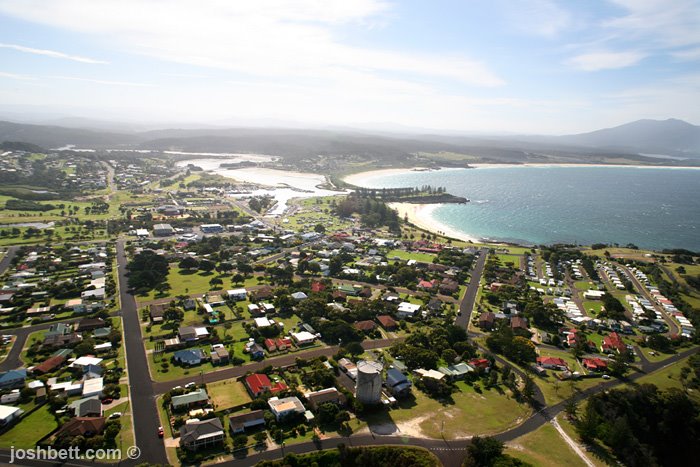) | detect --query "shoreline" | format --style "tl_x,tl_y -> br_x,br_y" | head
342,163 -> 700,185
387,202 -> 480,244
